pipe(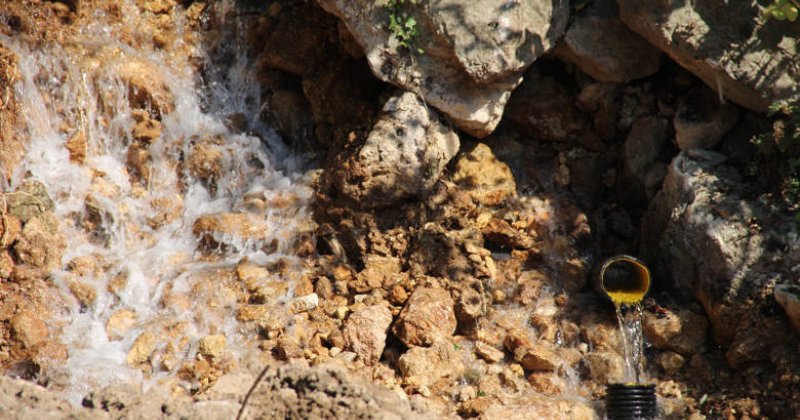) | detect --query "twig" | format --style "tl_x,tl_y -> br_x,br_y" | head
235,365 -> 270,420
